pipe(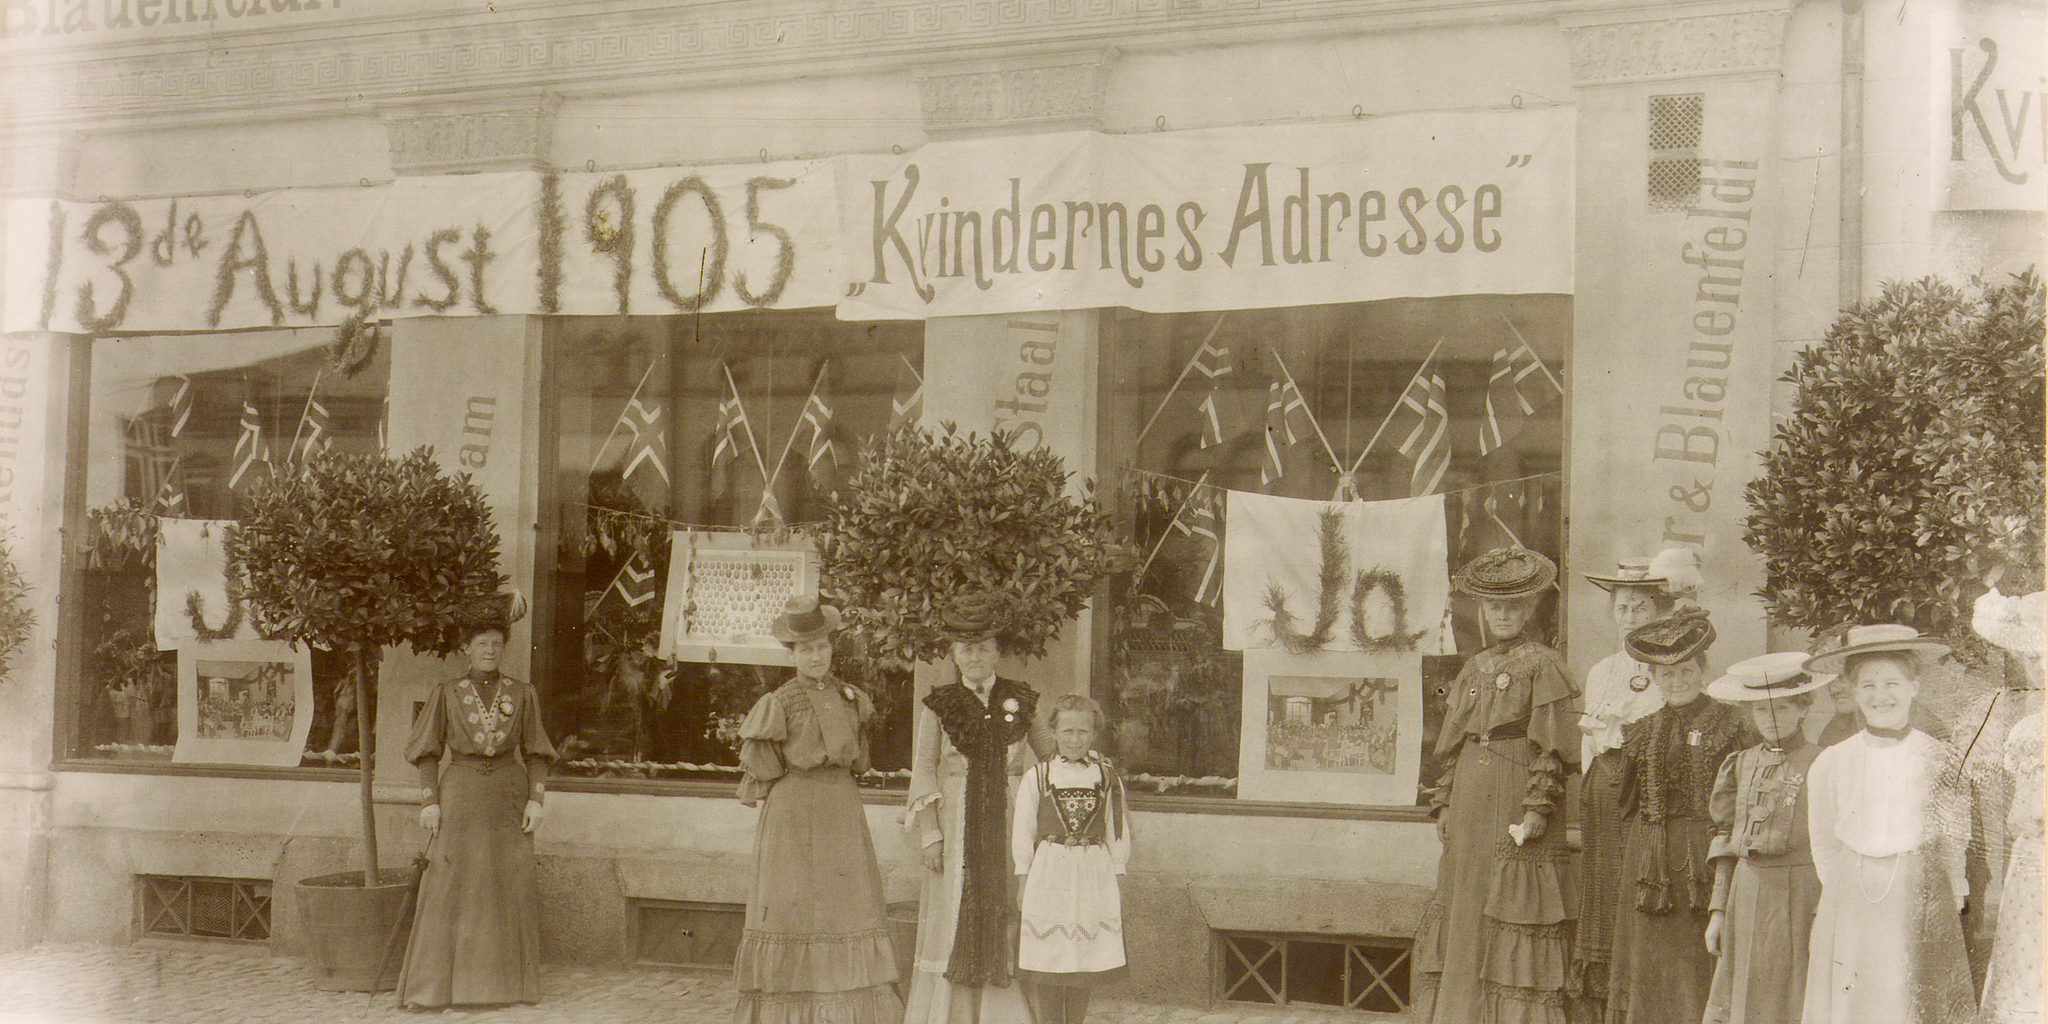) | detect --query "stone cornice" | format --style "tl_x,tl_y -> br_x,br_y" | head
4,0 -> 1572,132
1558,1 -> 1792,85
911,49 -> 1117,137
